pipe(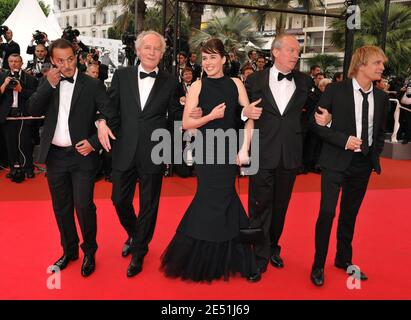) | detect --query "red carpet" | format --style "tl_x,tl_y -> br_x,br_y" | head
1,158 -> 410,299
